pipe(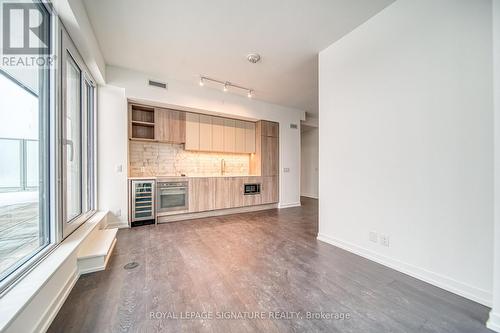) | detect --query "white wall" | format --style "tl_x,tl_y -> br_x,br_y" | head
489,0 -> 500,330
97,85 -> 128,227
301,127 -> 319,198
98,66 -> 305,226
319,0 -> 494,307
